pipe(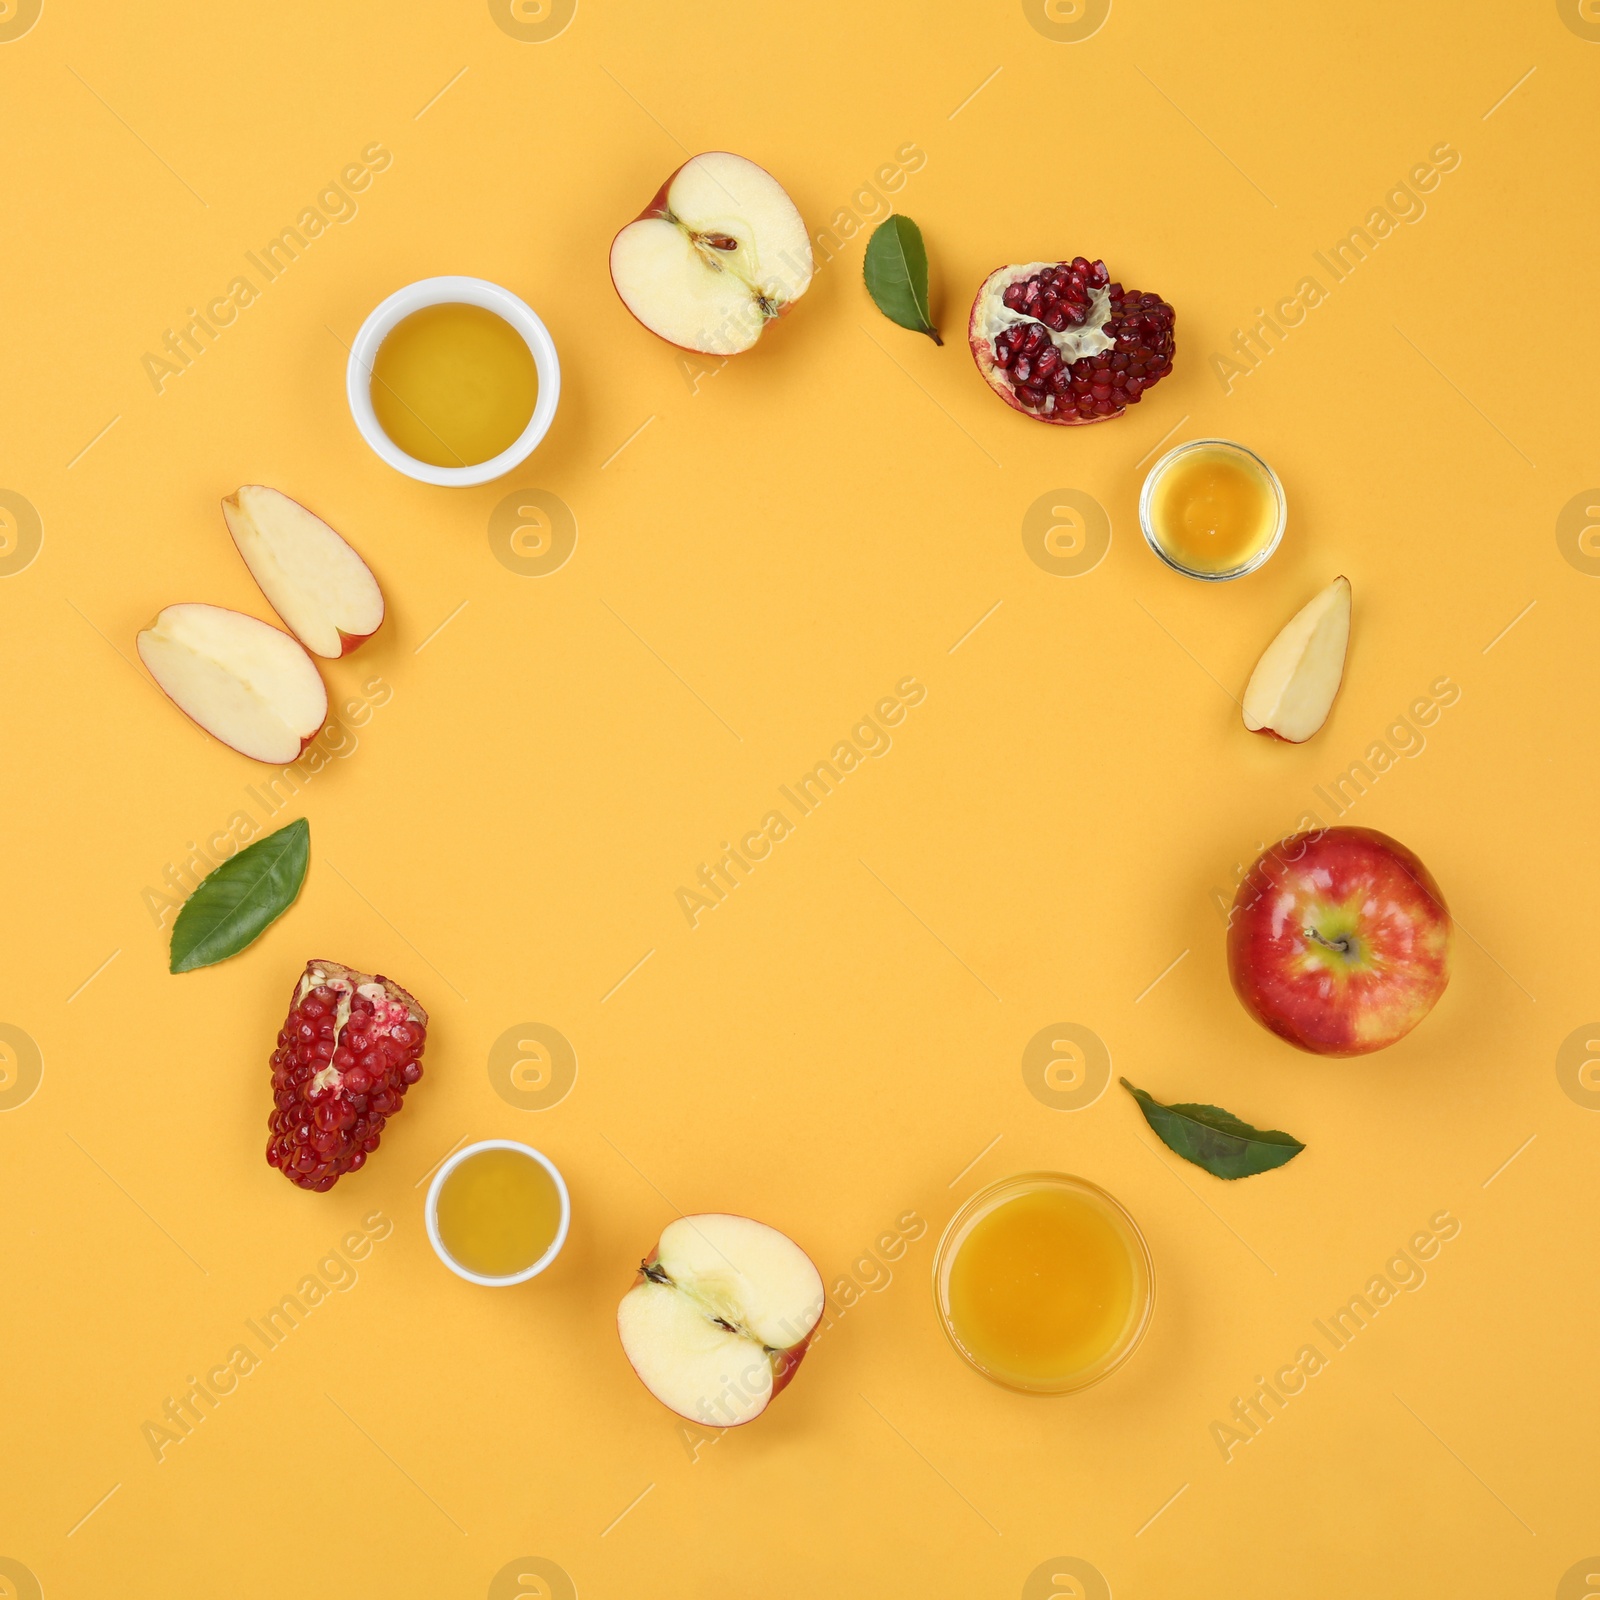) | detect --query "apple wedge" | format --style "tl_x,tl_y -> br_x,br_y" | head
222,485 -> 384,658
617,1213 -> 824,1427
1242,577 -> 1351,743
610,152 -> 813,356
137,603 -> 328,763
